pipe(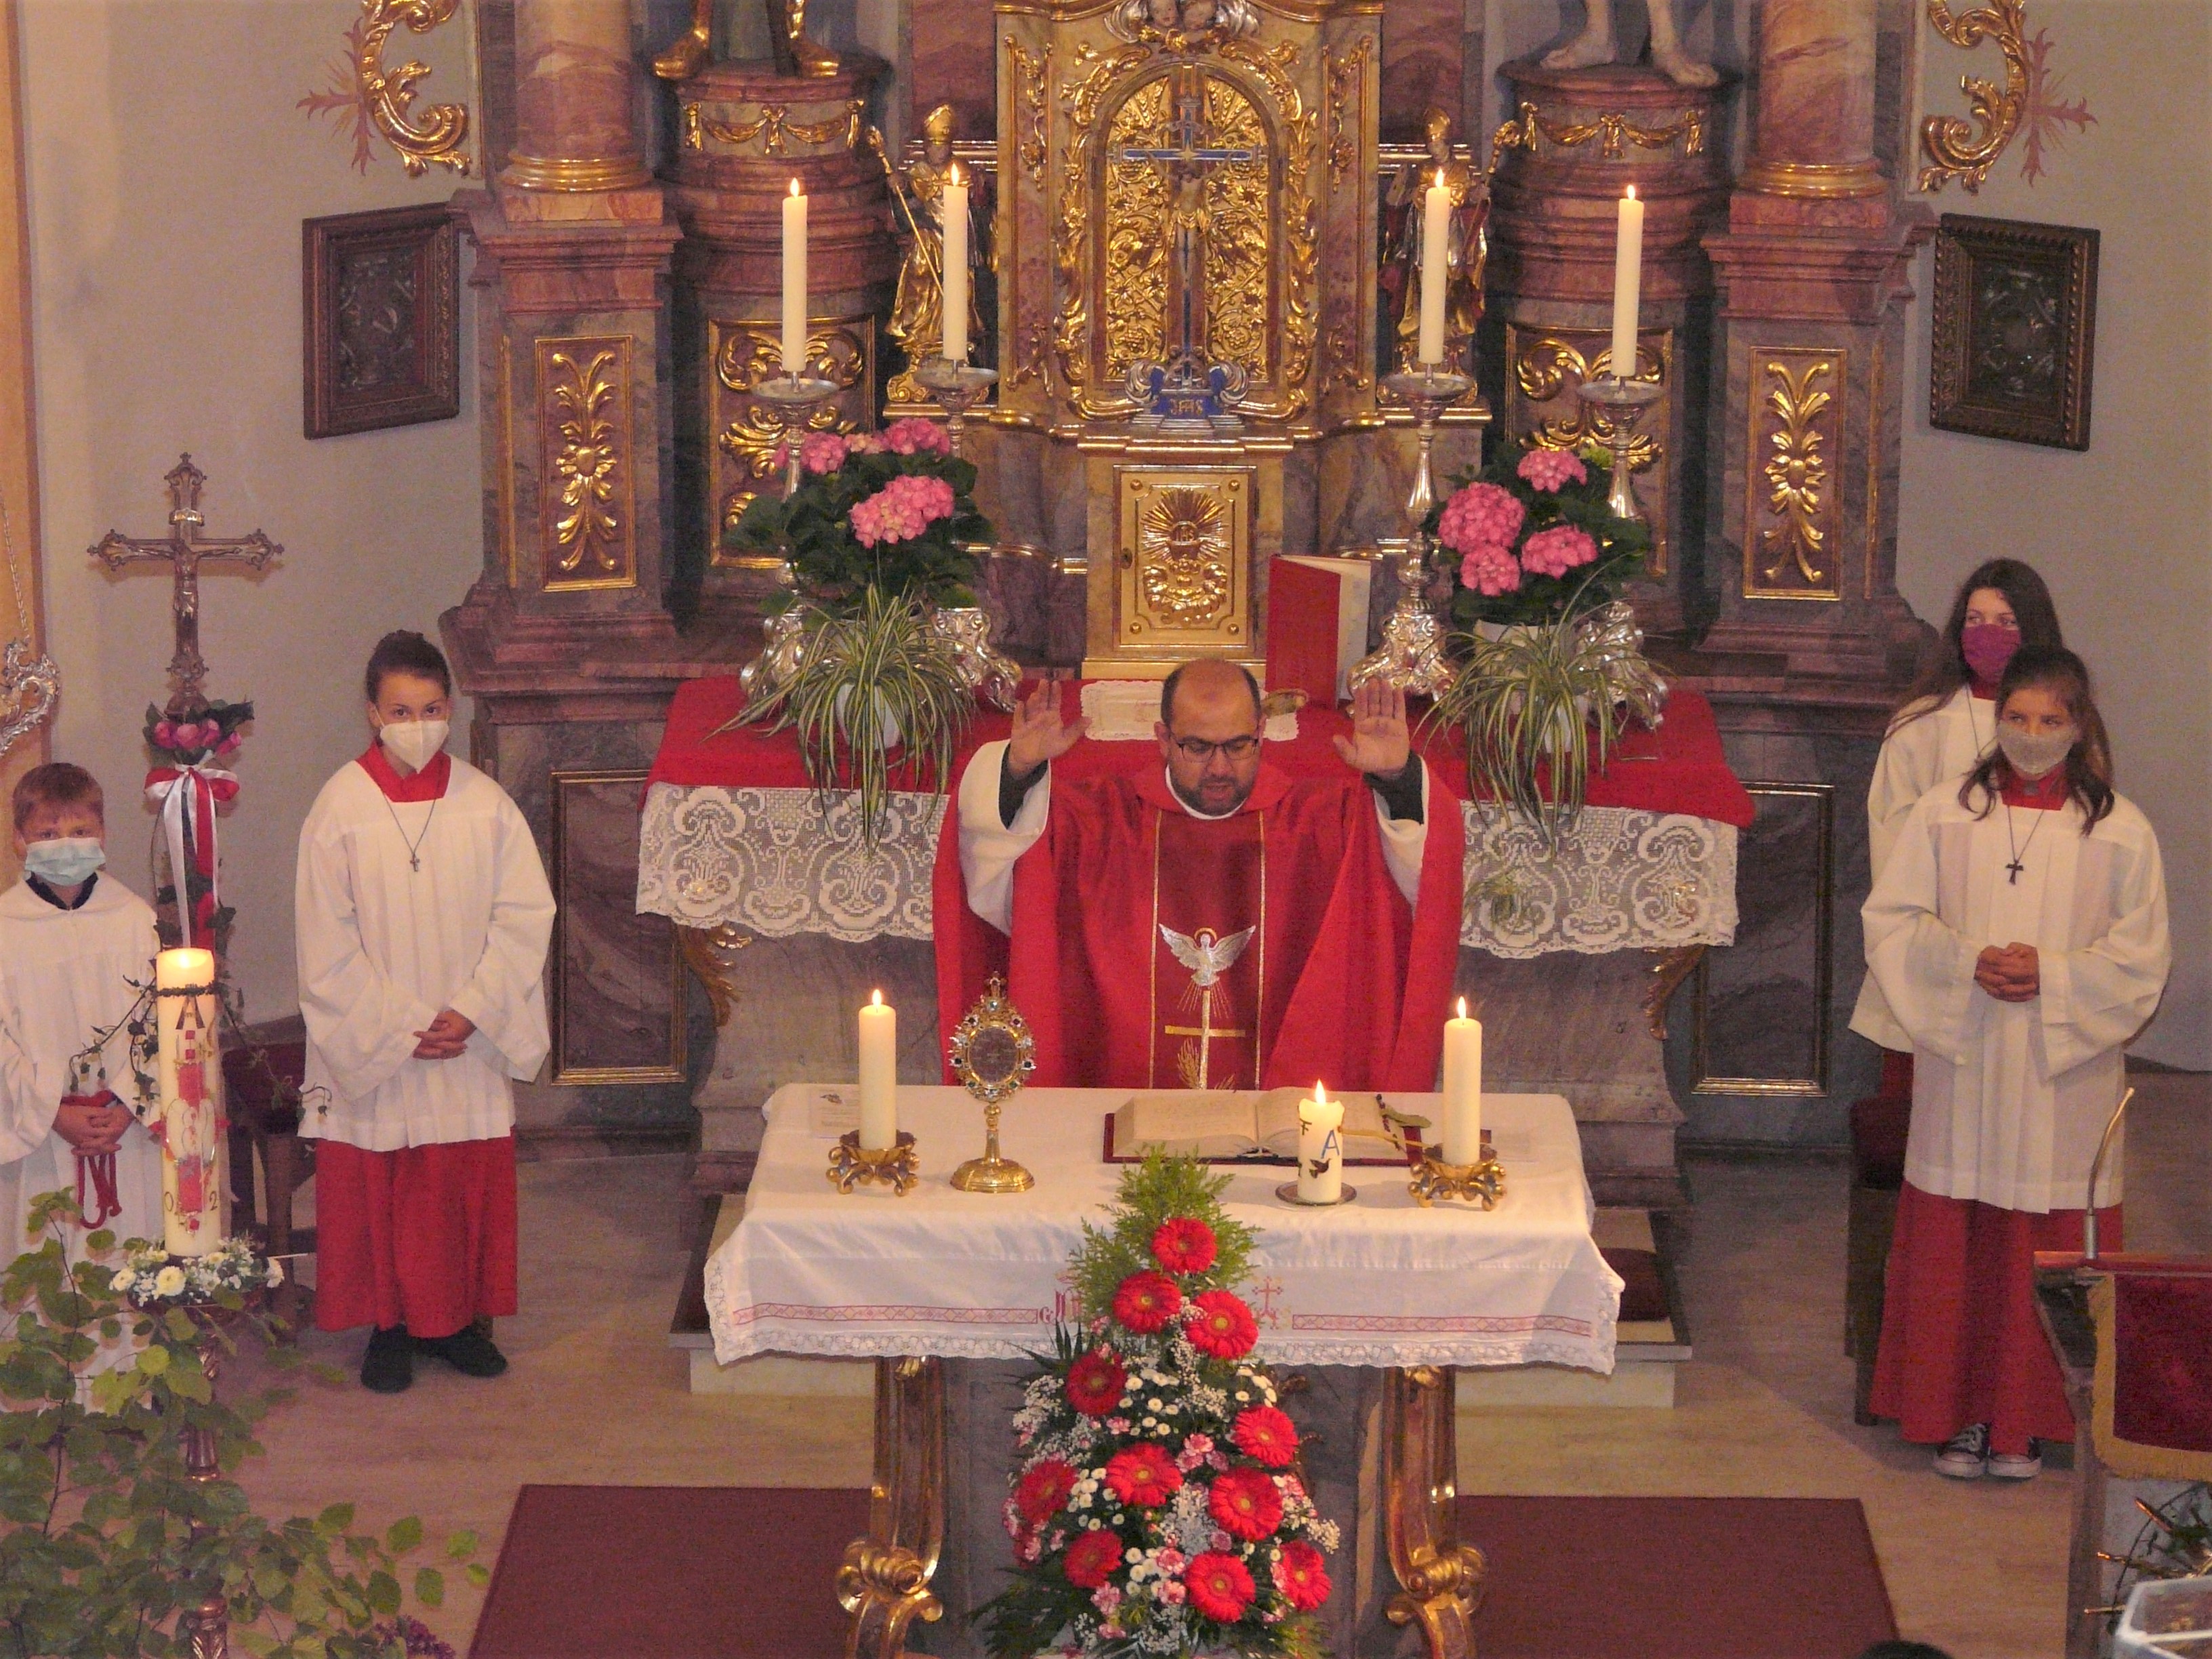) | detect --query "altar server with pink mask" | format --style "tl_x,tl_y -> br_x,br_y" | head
296,630 -> 554,1395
